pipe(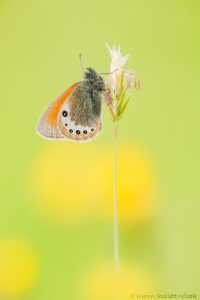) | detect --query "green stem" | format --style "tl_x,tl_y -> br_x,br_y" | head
113,120 -> 119,273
